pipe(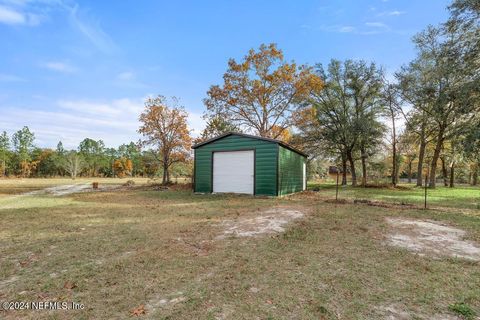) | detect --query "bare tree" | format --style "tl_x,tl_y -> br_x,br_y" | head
63,151 -> 84,180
